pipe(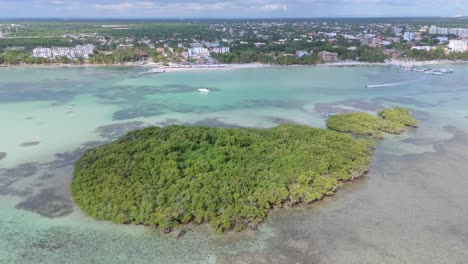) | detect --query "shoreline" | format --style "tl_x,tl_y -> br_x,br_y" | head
0,59 -> 466,72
